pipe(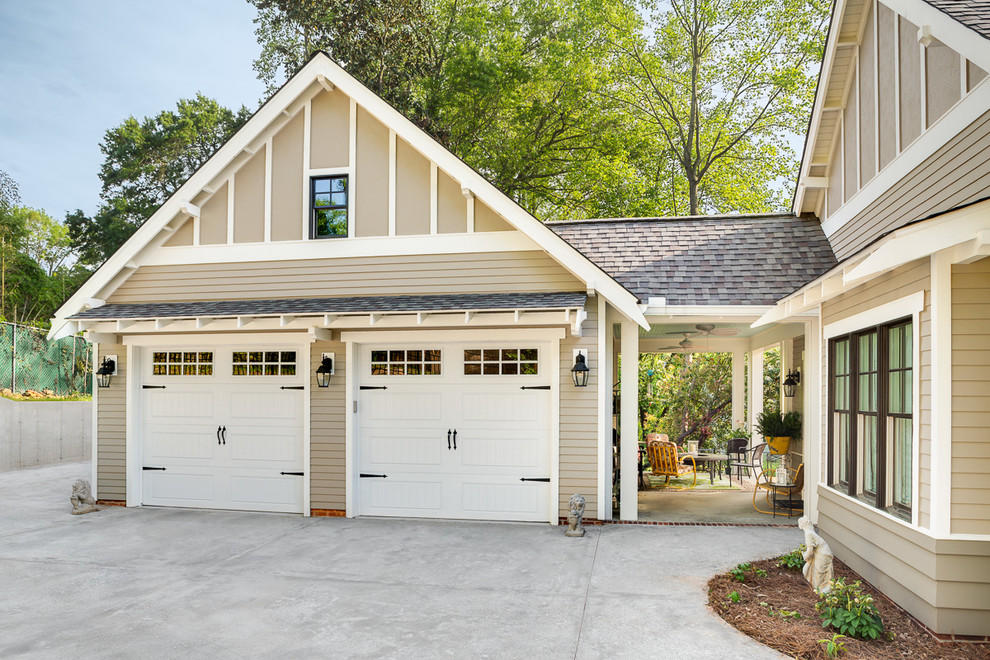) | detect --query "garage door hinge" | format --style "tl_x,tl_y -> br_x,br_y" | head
143,466 -> 166,471
280,386 -> 305,390
280,471 -> 304,476
519,477 -> 550,482
359,385 -> 387,390
360,473 -> 388,478
520,385 -> 551,390
142,385 -> 166,390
